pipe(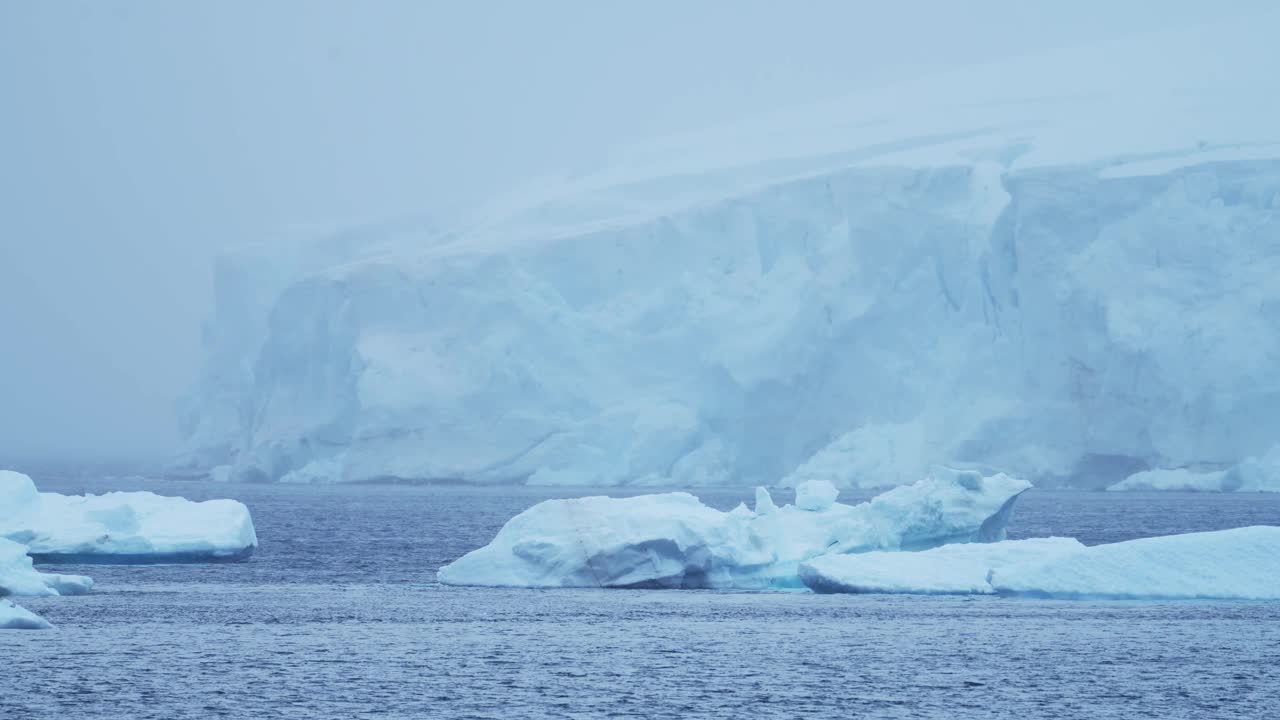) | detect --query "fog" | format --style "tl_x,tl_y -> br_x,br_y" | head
0,0 -> 1262,464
